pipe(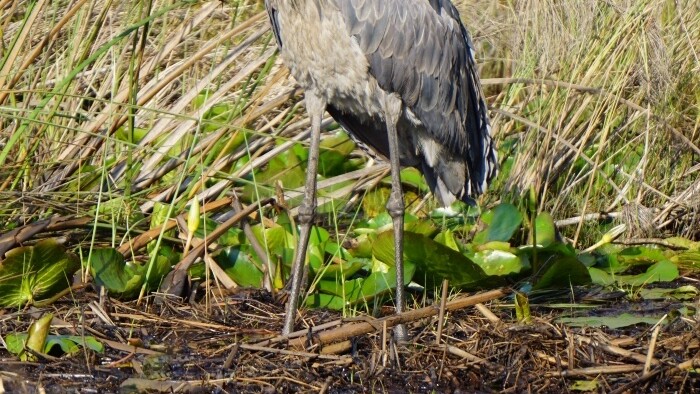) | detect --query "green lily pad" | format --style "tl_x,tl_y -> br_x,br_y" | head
473,203 -> 523,245
215,246 -> 264,288
311,257 -> 366,281
0,239 -> 80,307
557,313 -> 665,328
90,248 -> 146,299
46,335 -> 104,354
664,237 -> 700,250
197,218 -> 243,247
670,251 -> 700,271
471,249 -> 528,276
6,333 -> 103,358
515,292 -> 532,323
254,225 -> 295,260
637,285 -> 699,300
307,263 -> 416,310
434,230 -> 461,252
373,231 -> 486,289
23,313 -> 52,361
570,380 -> 600,391
532,256 -> 591,290
529,212 -> 556,247
318,131 -> 355,177
616,247 -> 669,265
589,260 -> 679,287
